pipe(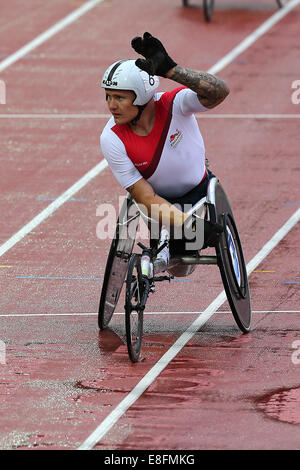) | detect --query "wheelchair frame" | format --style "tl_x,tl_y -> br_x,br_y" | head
98,177 -> 252,362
